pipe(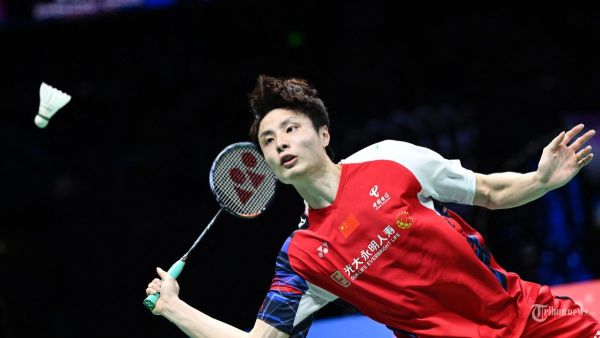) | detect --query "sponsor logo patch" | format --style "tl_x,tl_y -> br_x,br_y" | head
331,270 -> 351,287
395,210 -> 413,230
316,242 -> 329,258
